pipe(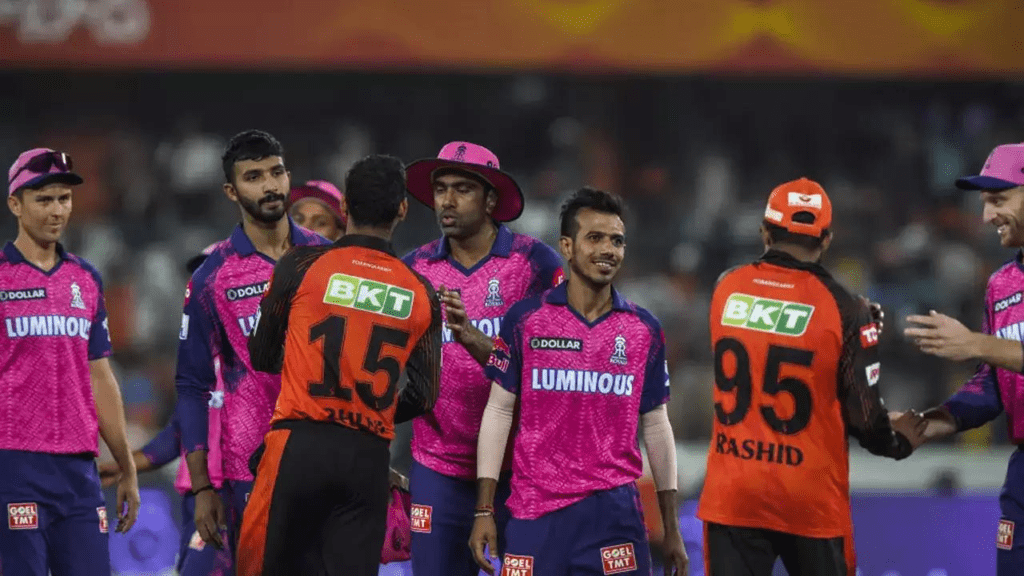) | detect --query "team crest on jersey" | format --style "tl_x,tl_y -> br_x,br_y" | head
8,503 -> 38,530
97,507 -> 108,533
610,335 -> 628,365
69,282 -> 86,310
998,519 -> 1015,550
484,278 -> 504,307
410,504 -> 432,533
601,543 -> 637,574
502,554 -> 534,576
